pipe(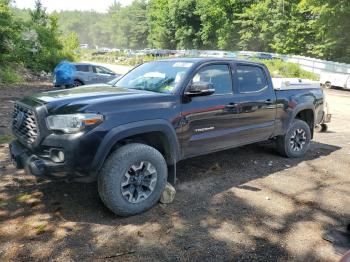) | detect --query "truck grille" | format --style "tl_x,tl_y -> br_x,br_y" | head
12,103 -> 39,145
